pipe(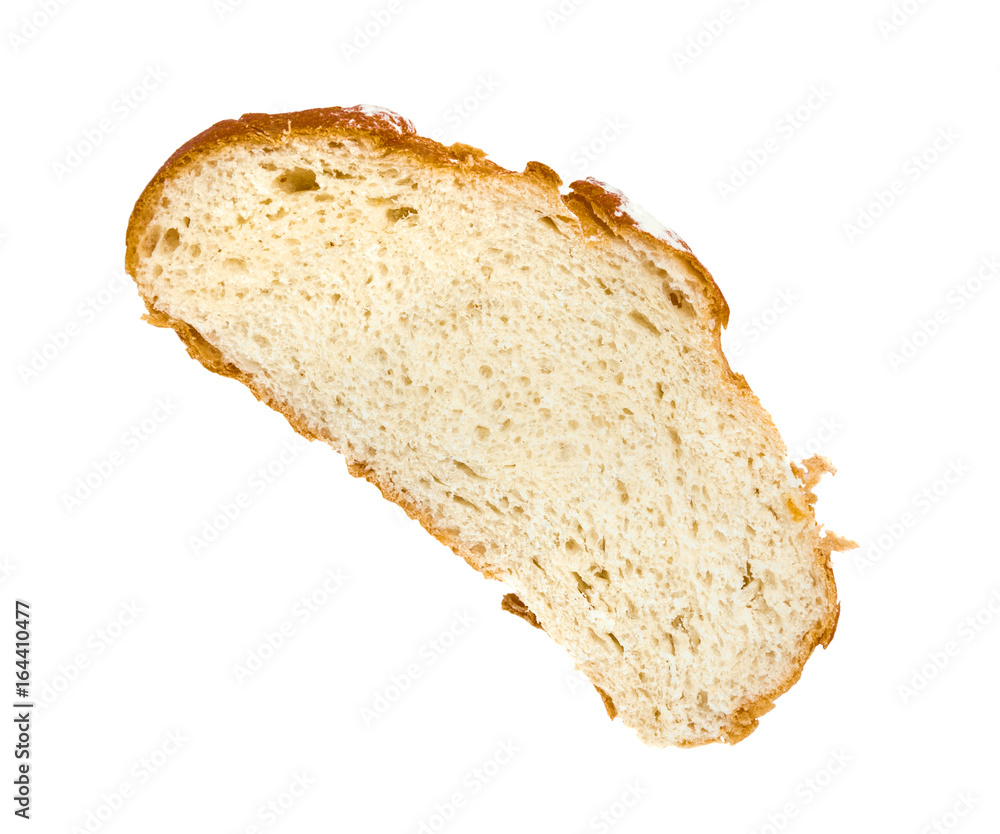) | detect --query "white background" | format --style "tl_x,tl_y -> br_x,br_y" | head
3,0 -> 999,831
